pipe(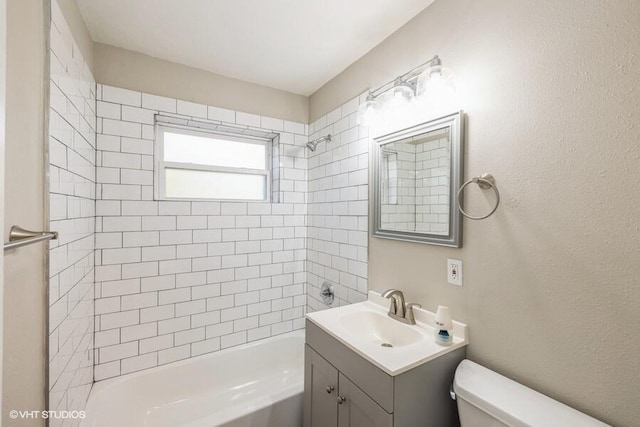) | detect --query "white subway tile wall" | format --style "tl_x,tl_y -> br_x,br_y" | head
48,4 -> 370,389
49,1 -> 96,424
94,85 -> 309,379
306,95 -> 369,311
